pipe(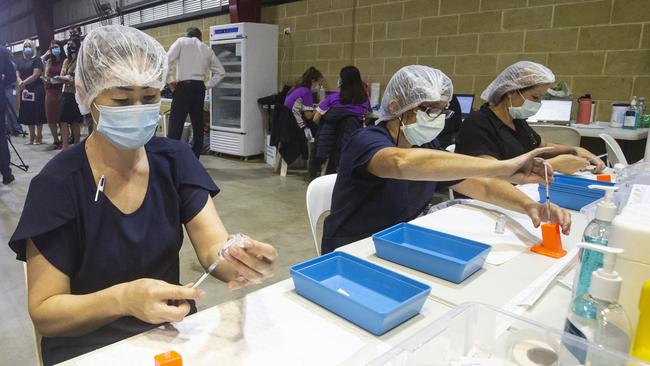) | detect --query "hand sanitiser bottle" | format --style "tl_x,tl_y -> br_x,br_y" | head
565,243 -> 631,364
571,185 -> 618,317
579,243 -> 632,366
